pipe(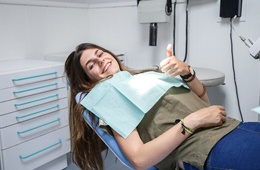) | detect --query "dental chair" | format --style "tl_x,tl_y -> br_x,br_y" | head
76,93 -> 157,170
